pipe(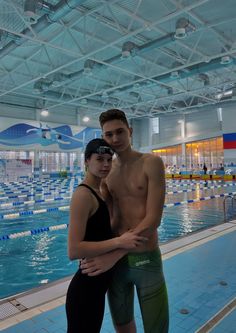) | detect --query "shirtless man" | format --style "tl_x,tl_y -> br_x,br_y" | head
81,109 -> 169,333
